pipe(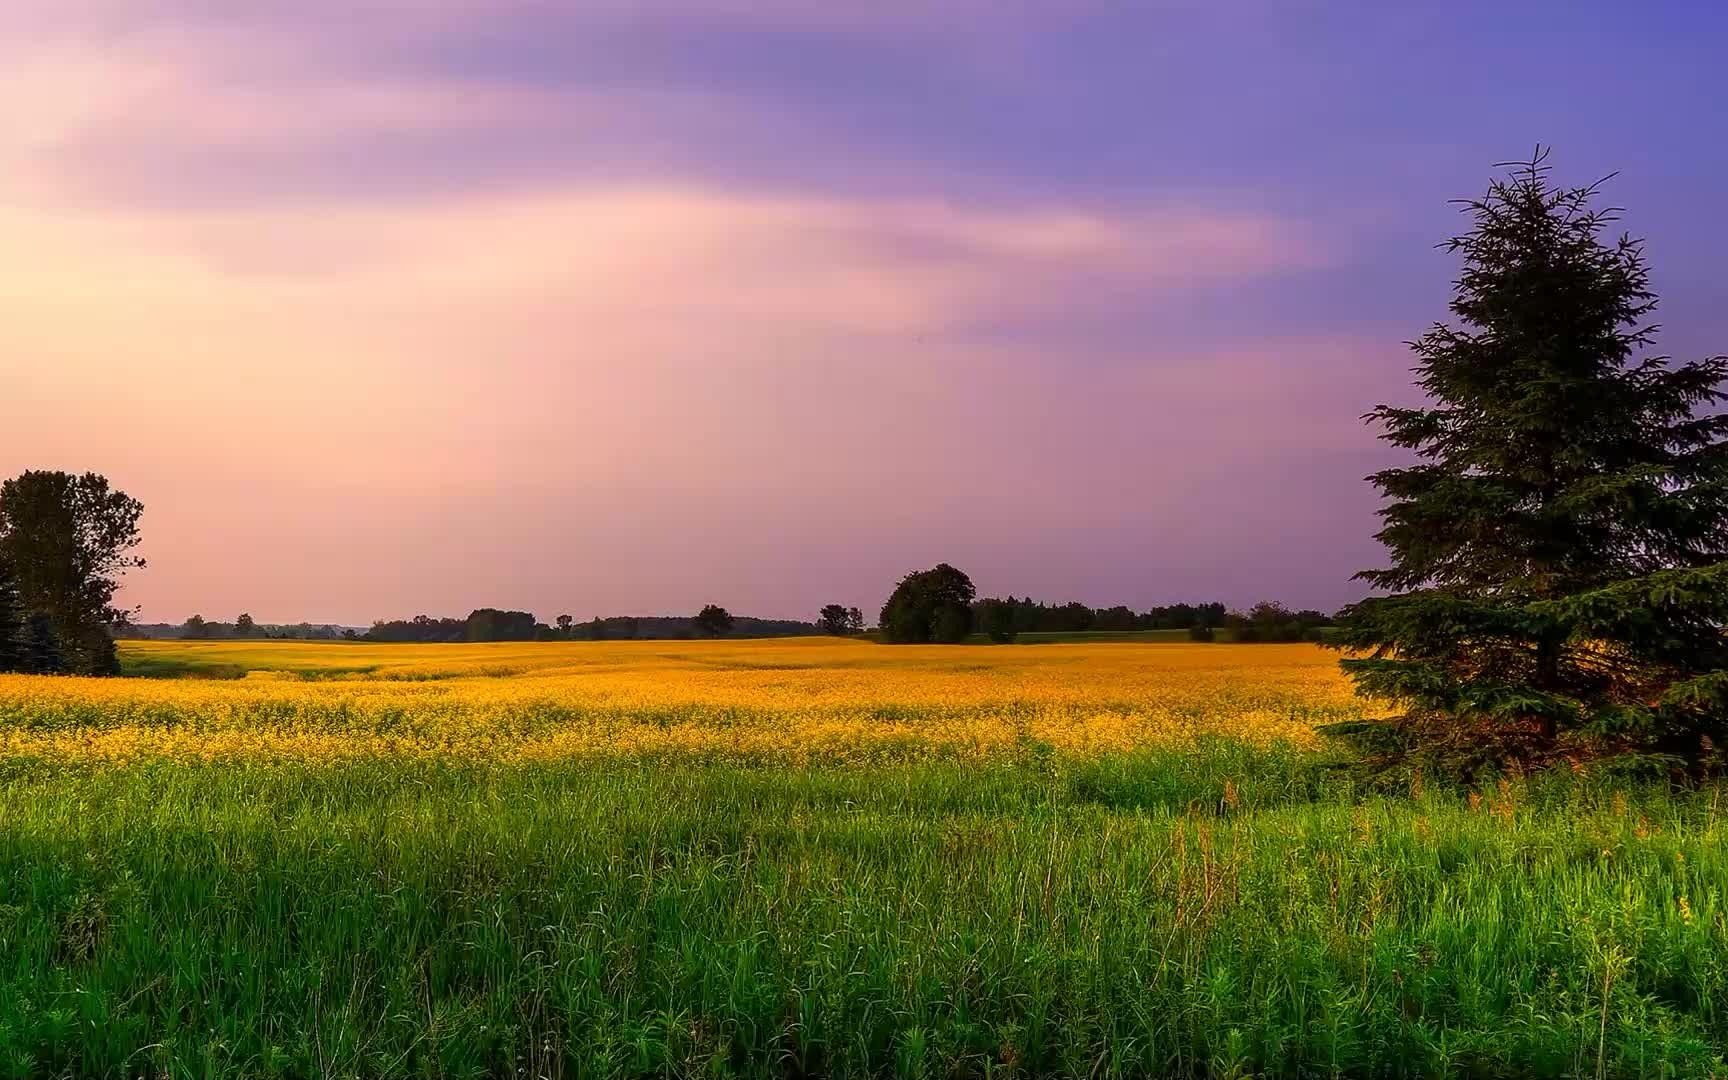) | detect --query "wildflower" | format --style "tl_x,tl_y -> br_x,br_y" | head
0,640 -> 1359,765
